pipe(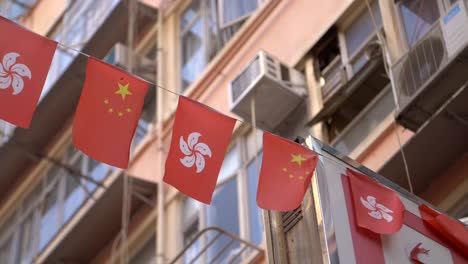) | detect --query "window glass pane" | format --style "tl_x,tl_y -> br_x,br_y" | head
0,238 -> 12,263
64,175 -> 84,222
344,0 -> 382,57
130,235 -> 156,264
183,198 -> 200,227
399,0 -> 440,46
16,212 -> 35,264
86,158 -> 111,192
245,130 -> 262,160
221,0 -> 258,26
181,0 -> 201,30
218,145 -> 240,183
247,153 -> 263,245
206,178 -> 240,263
181,18 -> 206,90
39,185 -> 59,250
